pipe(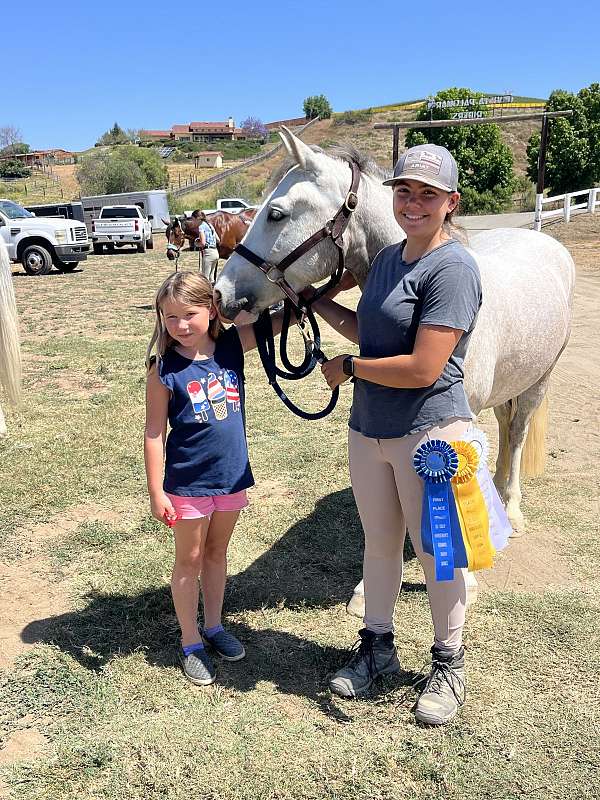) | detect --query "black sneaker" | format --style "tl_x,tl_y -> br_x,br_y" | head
414,645 -> 466,725
329,628 -> 401,698
179,647 -> 216,686
203,628 -> 246,661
